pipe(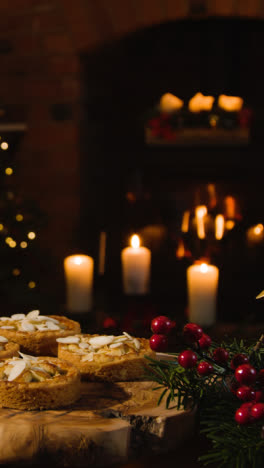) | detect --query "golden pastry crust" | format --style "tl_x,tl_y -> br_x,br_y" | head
57,333 -> 156,382
0,341 -> 20,360
0,356 -> 81,410
0,315 -> 81,356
